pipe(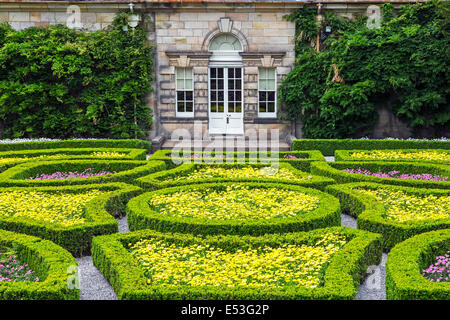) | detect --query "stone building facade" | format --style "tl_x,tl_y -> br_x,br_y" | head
0,0 -> 418,146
